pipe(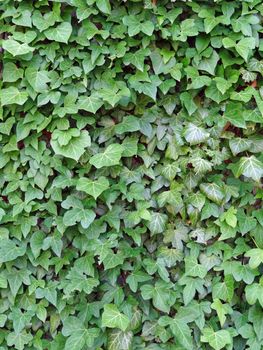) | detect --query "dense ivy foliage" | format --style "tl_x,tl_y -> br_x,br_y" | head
0,0 -> 263,349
